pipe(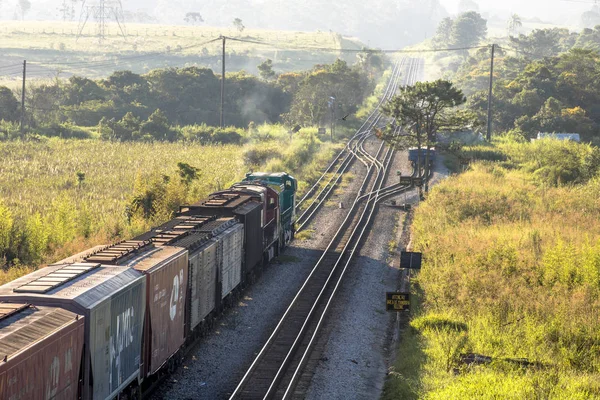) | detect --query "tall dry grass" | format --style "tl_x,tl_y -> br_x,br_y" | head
0,132 -> 340,282
385,140 -> 600,399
